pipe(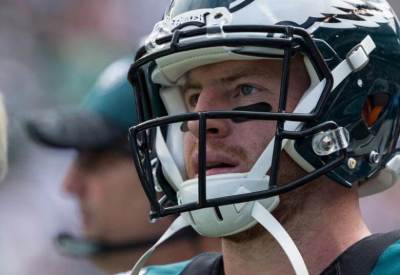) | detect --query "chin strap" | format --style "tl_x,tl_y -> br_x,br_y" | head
119,203 -> 307,275
252,201 -> 309,275
118,215 -> 190,275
